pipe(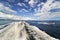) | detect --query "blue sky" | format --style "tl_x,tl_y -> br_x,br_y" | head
0,0 -> 60,20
